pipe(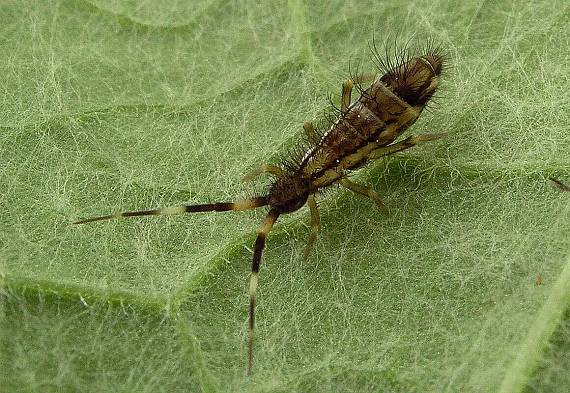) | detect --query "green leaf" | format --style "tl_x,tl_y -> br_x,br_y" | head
1,0 -> 569,392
